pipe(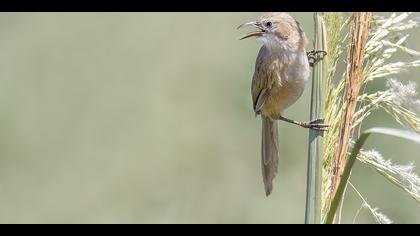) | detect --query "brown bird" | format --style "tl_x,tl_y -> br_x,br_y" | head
238,12 -> 328,196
